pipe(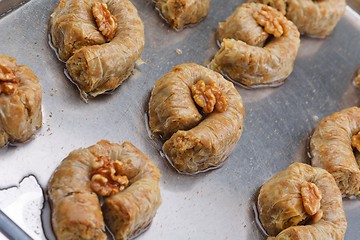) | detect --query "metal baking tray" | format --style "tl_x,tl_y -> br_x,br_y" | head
0,0 -> 359,239
0,0 -> 30,18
